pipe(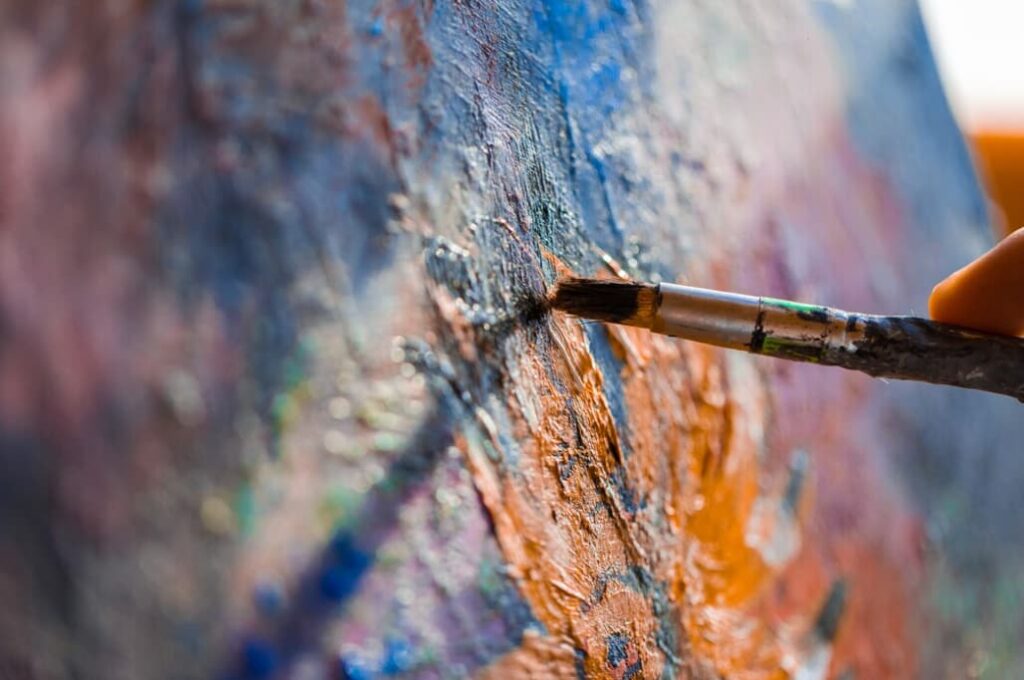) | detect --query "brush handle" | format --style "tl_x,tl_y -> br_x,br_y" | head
652,284 -> 1024,401
818,314 -> 1024,401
